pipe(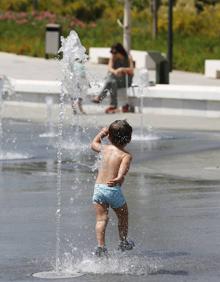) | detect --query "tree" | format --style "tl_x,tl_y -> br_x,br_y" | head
117,0 -> 132,52
151,0 -> 161,39
195,0 -> 220,12
123,0 -> 131,52
32,0 -> 39,10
